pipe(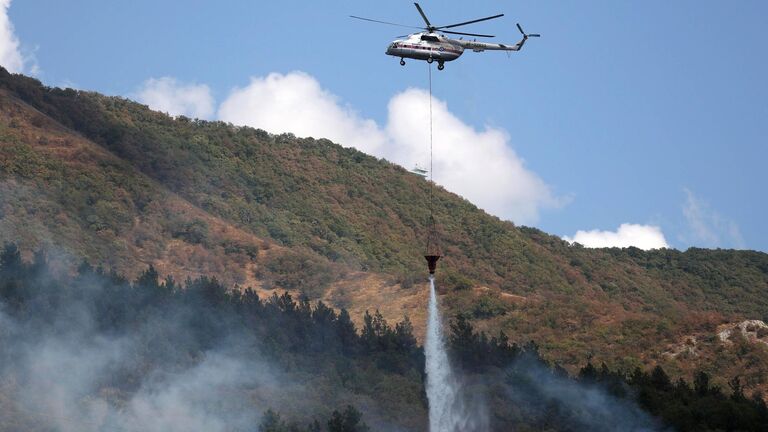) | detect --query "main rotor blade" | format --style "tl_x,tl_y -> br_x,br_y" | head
441,30 -> 495,38
436,13 -> 504,30
414,3 -> 432,28
349,15 -> 424,30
